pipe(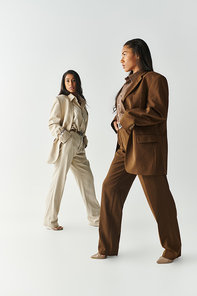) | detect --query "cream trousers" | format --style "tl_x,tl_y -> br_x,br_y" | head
44,131 -> 100,228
